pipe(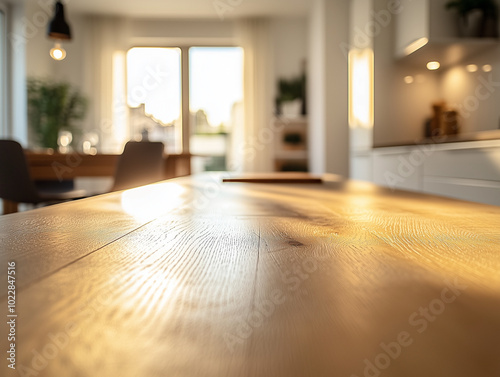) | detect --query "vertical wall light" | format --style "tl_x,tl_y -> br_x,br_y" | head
47,1 -> 72,61
349,48 -> 374,128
